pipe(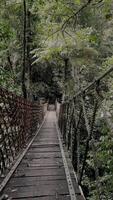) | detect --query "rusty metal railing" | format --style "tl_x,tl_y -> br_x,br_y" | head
0,87 -> 45,176
57,66 -> 113,199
